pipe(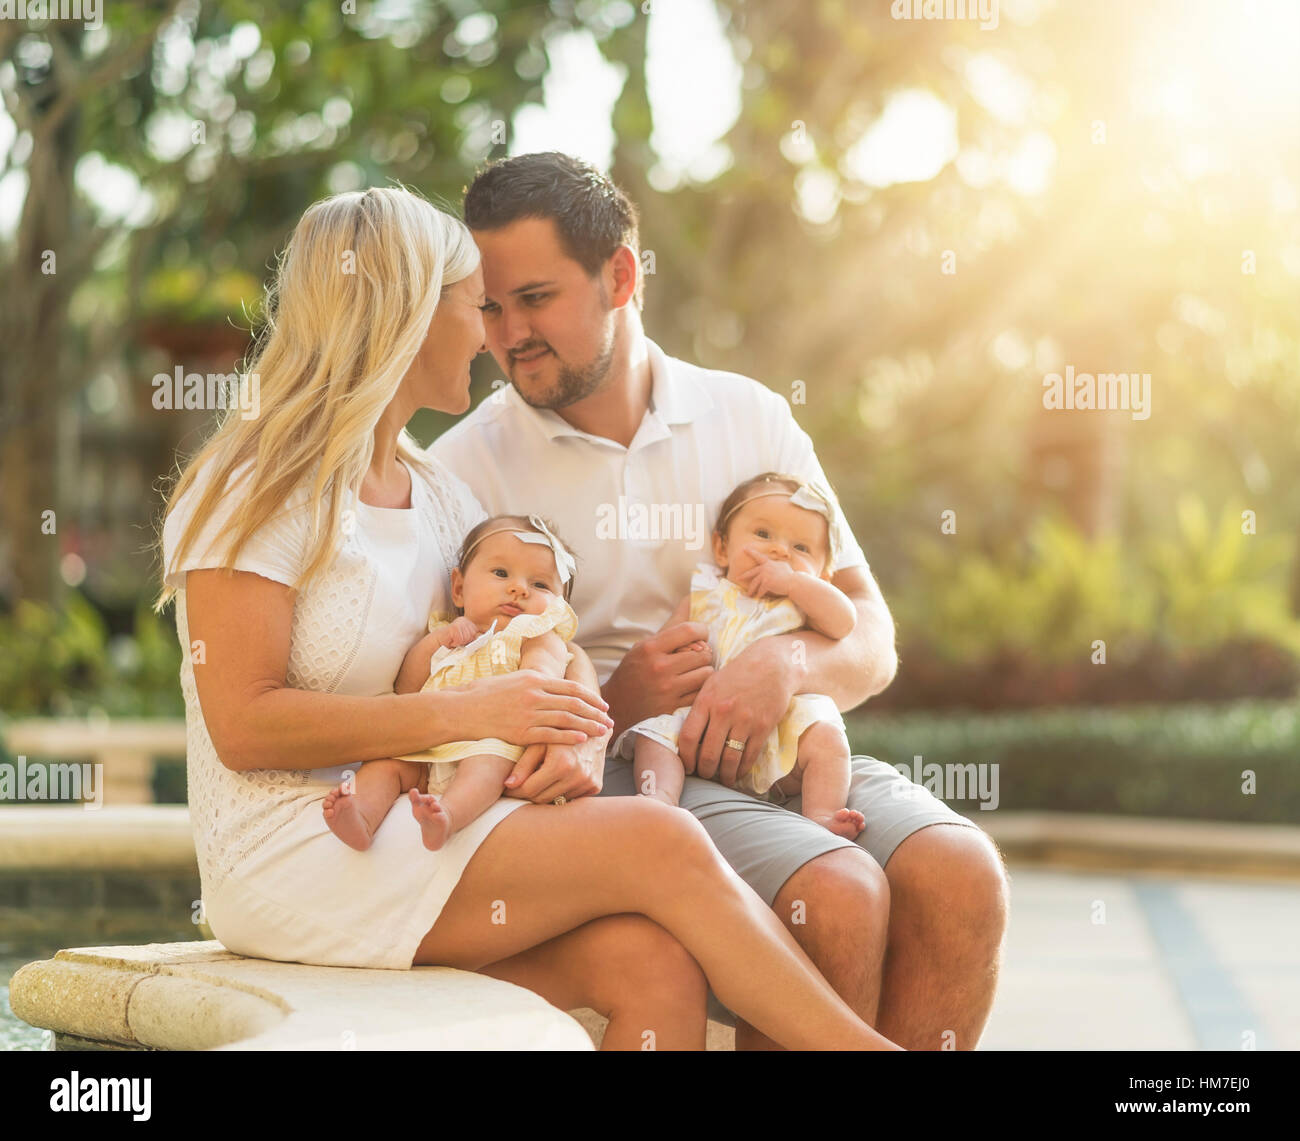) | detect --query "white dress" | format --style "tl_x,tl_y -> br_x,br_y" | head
162,452 -> 527,970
